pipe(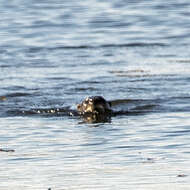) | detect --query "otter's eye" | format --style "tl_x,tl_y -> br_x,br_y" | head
77,104 -> 81,110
